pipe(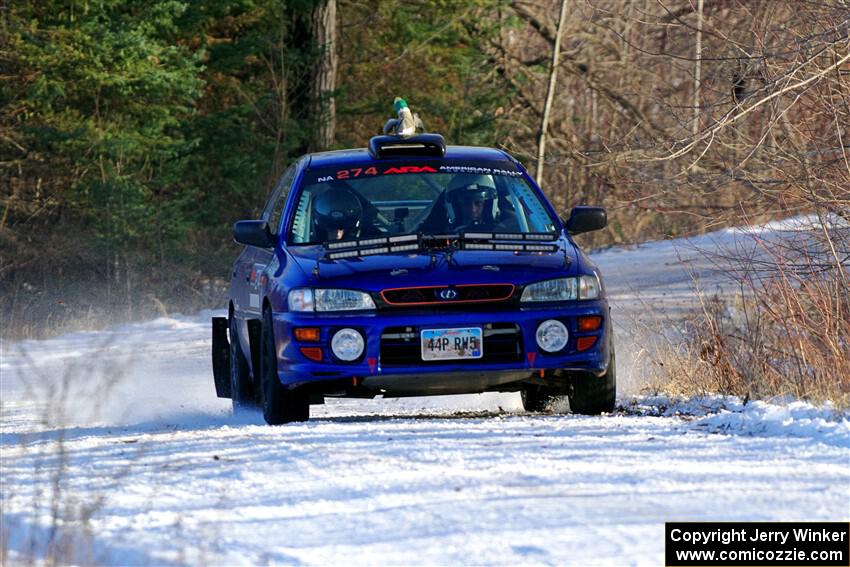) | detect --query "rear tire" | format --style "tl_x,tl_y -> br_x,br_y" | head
567,344 -> 617,415
229,315 -> 255,413
260,308 -> 309,425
